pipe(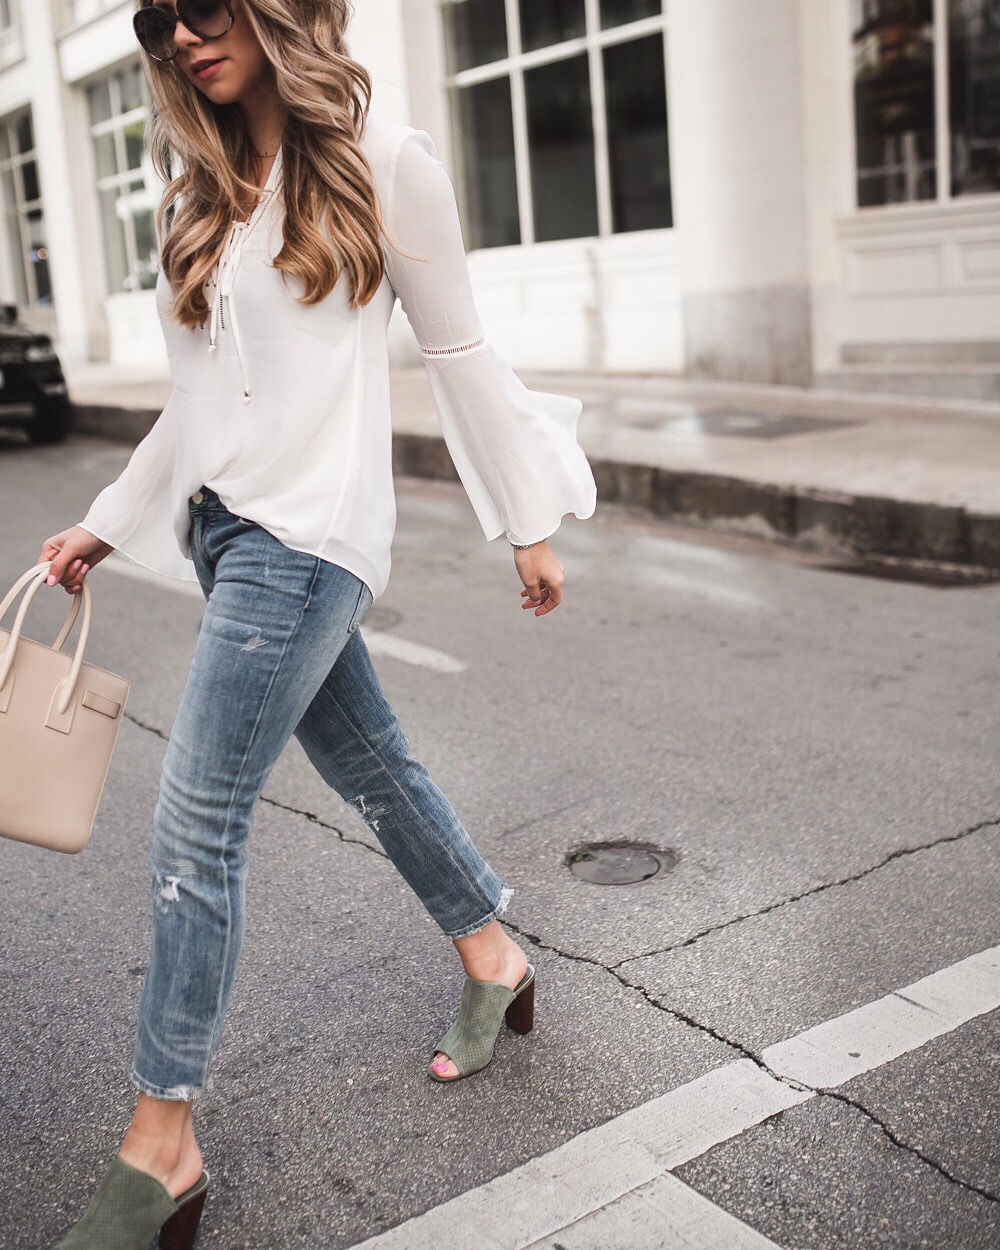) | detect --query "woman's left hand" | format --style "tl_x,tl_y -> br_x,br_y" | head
514,541 -> 564,617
